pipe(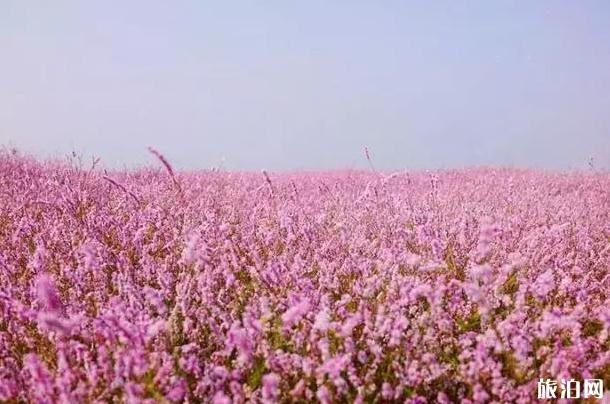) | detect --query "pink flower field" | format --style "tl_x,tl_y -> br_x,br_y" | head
1,151 -> 609,403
